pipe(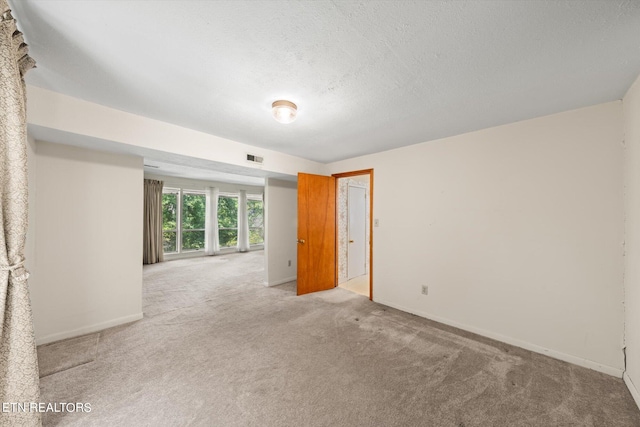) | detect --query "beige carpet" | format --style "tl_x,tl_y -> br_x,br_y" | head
38,251 -> 640,426
339,274 -> 370,297
38,333 -> 99,378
